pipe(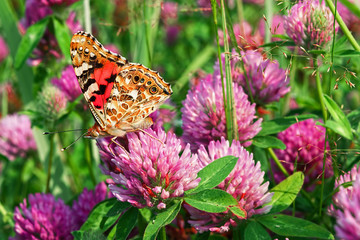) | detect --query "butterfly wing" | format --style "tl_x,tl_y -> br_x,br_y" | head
104,64 -> 172,130
70,31 -> 128,128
